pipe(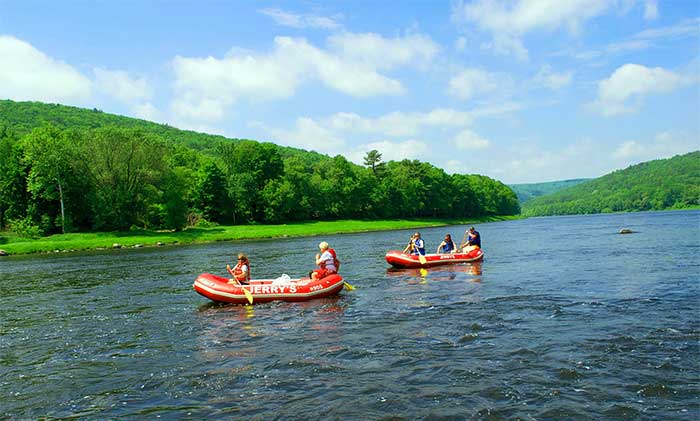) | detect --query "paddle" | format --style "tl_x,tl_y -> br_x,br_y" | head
406,236 -> 427,265
227,264 -> 253,305
343,281 -> 355,290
